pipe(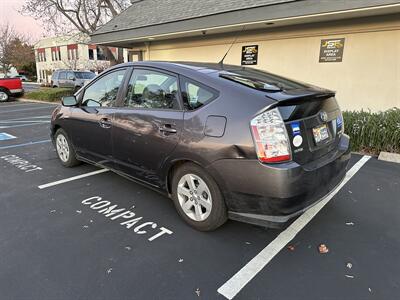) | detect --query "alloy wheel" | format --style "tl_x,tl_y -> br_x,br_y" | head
56,134 -> 70,163
0,91 -> 8,102
177,173 -> 212,221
